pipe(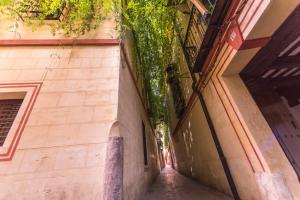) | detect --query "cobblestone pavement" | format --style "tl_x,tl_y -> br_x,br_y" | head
143,166 -> 234,200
